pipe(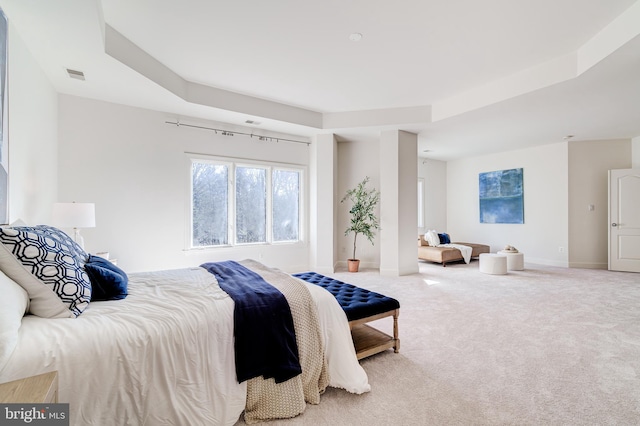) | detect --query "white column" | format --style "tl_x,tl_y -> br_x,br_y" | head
379,130 -> 419,276
633,136 -> 640,169
309,134 -> 337,273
